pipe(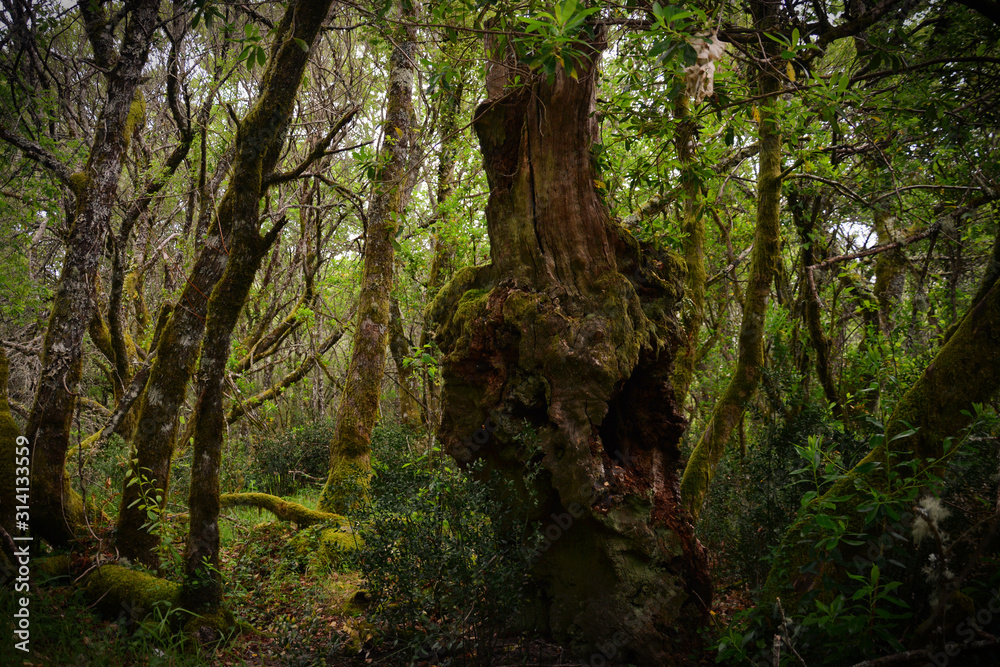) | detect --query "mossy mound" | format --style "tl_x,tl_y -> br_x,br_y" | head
288,524 -> 362,574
